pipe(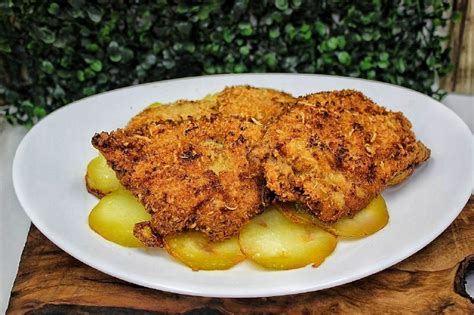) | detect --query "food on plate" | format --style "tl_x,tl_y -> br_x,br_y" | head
86,153 -> 123,197
216,85 -> 295,124
261,90 -> 430,222
239,206 -> 337,270
86,86 -> 430,271
88,189 -> 151,247
127,99 -> 218,130
92,115 -> 265,242
126,85 -> 295,130
164,232 -> 245,270
280,195 -> 388,238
